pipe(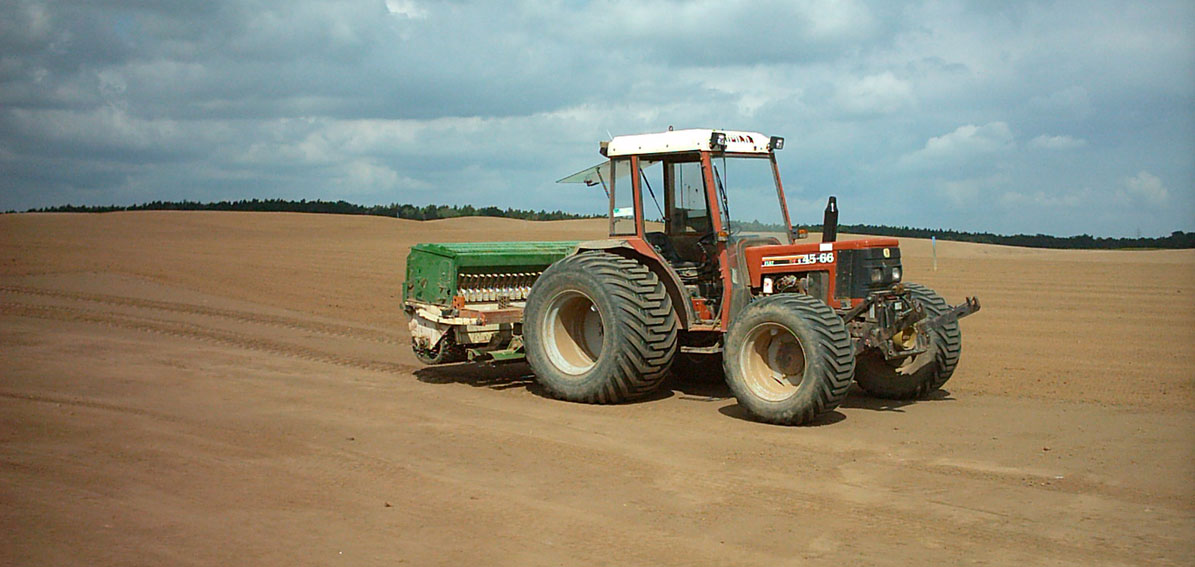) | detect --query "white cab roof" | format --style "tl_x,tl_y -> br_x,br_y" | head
605,128 -> 772,157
